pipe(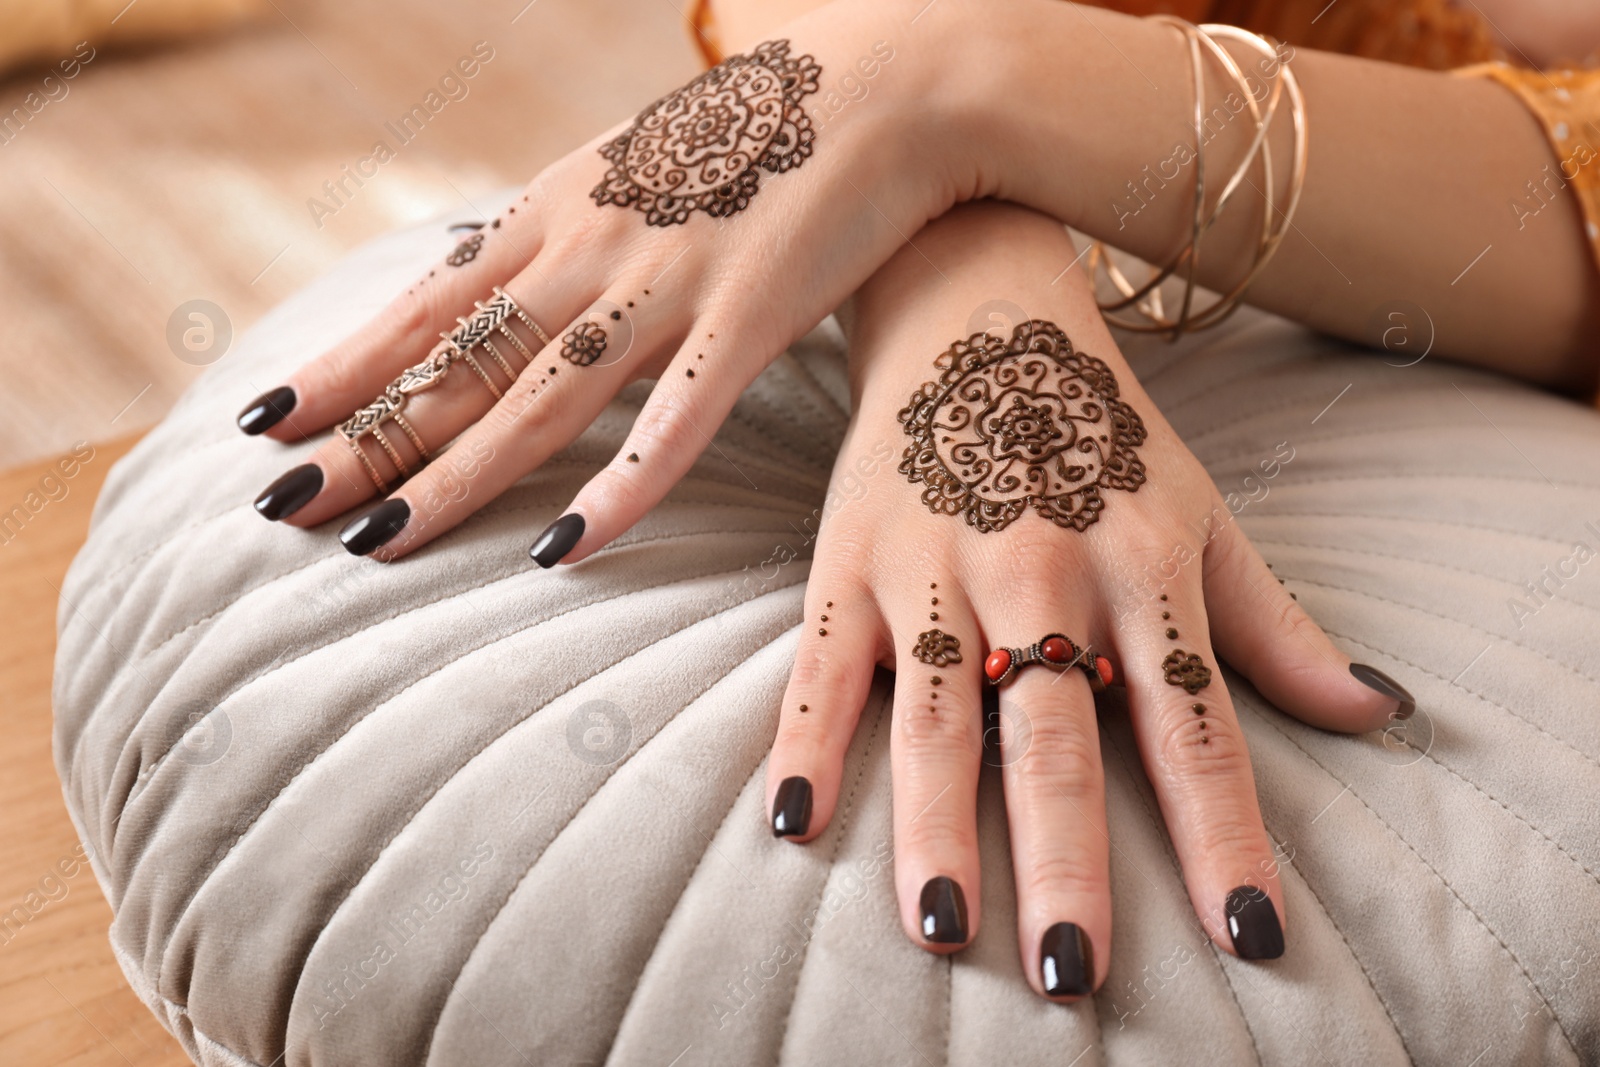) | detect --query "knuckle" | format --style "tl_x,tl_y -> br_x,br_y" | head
1018,845 -> 1107,902
1154,708 -> 1251,784
1011,715 -> 1101,796
898,706 -> 979,763
898,802 -> 975,855
789,638 -> 855,693
629,400 -> 693,452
